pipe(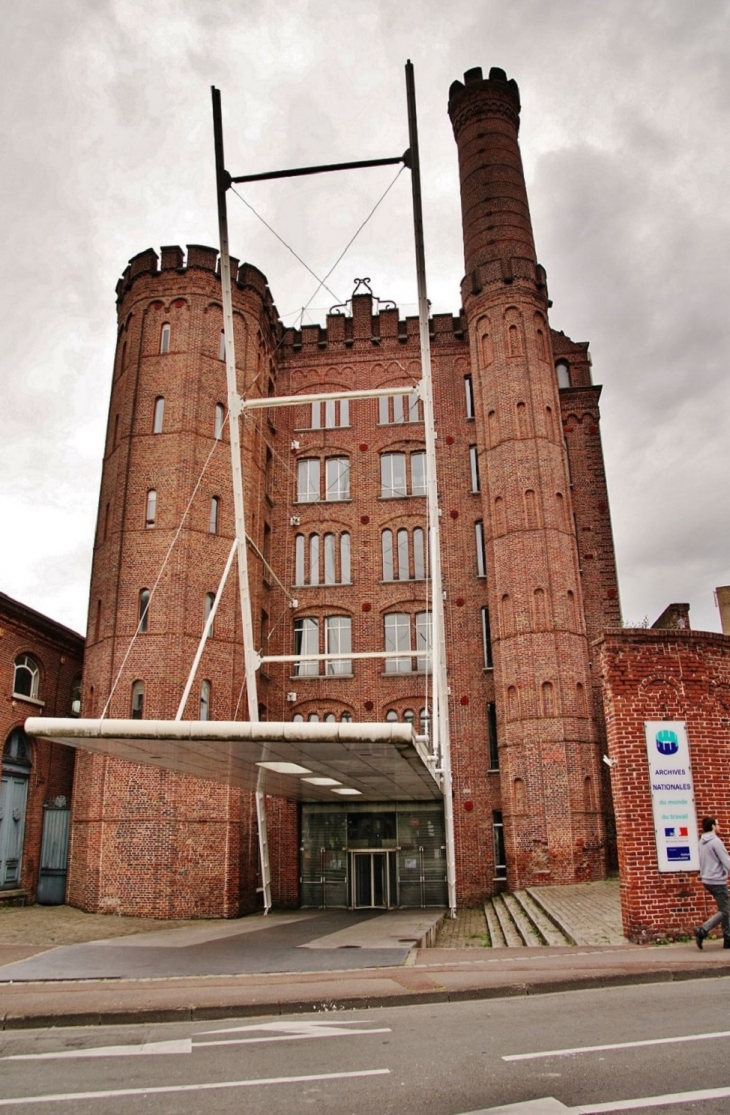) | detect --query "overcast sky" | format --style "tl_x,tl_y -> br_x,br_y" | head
1,0 -> 728,637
